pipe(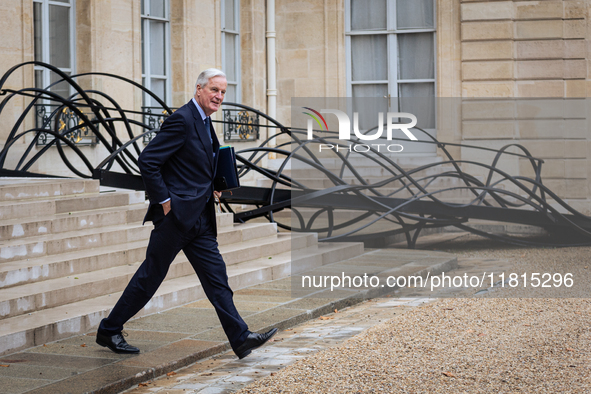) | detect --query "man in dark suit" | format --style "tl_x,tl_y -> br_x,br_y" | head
96,69 -> 277,359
